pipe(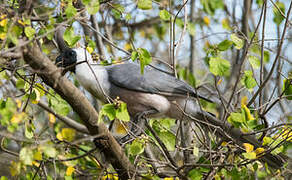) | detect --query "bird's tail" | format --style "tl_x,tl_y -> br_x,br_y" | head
192,111 -> 287,169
